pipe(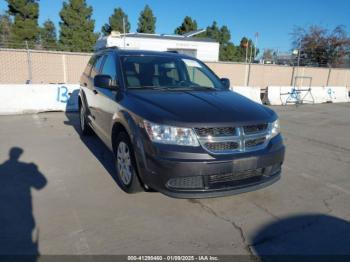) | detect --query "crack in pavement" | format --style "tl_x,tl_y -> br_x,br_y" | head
189,190 -> 342,254
322,190 -> 341,214
283,131 -> 350,153
247,201 -> 281,221
188,199 -> 258,260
